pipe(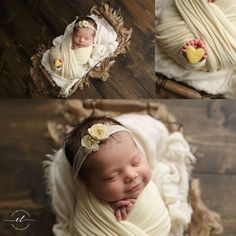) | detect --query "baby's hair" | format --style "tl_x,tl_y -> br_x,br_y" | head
74,16 -> 97,34
64,116 -> 122,180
